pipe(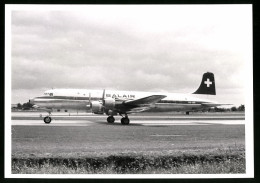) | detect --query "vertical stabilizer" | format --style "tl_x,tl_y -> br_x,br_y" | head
193,72 -> 216,95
